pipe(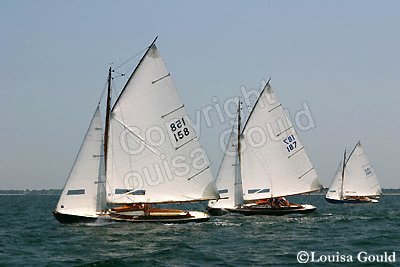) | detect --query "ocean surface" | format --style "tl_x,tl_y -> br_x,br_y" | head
0,195 -> 399,266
